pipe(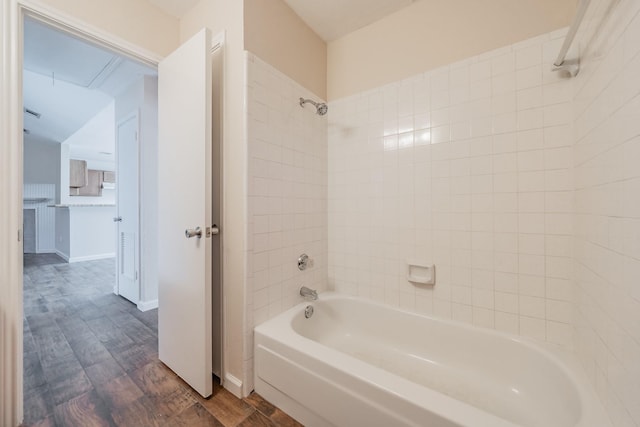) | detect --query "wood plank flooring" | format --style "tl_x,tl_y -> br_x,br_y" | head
22,254 -> 302,427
